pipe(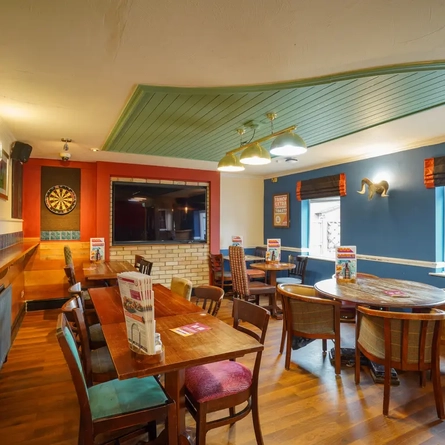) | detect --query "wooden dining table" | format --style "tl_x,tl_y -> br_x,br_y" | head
89,284 -> 263,444
82,260 -> 137,281
314,277 -> 445,308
